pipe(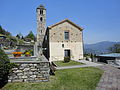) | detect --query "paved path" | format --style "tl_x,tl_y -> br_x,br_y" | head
56,60 -> 103,70
96,65 -> 120,90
